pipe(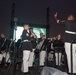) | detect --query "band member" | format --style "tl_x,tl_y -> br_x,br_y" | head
29,27 -> 35,37
0,34 -> 11,65
47,38 -> 54,62
54,12 -> 76,73
40,35 -> 46,66
38,33 -> 43,44
21,24 -> 32,73
28,28 -> 37,67
28,35 -> 37,67
0,34 -> 6,64
53,34 -> 64,66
